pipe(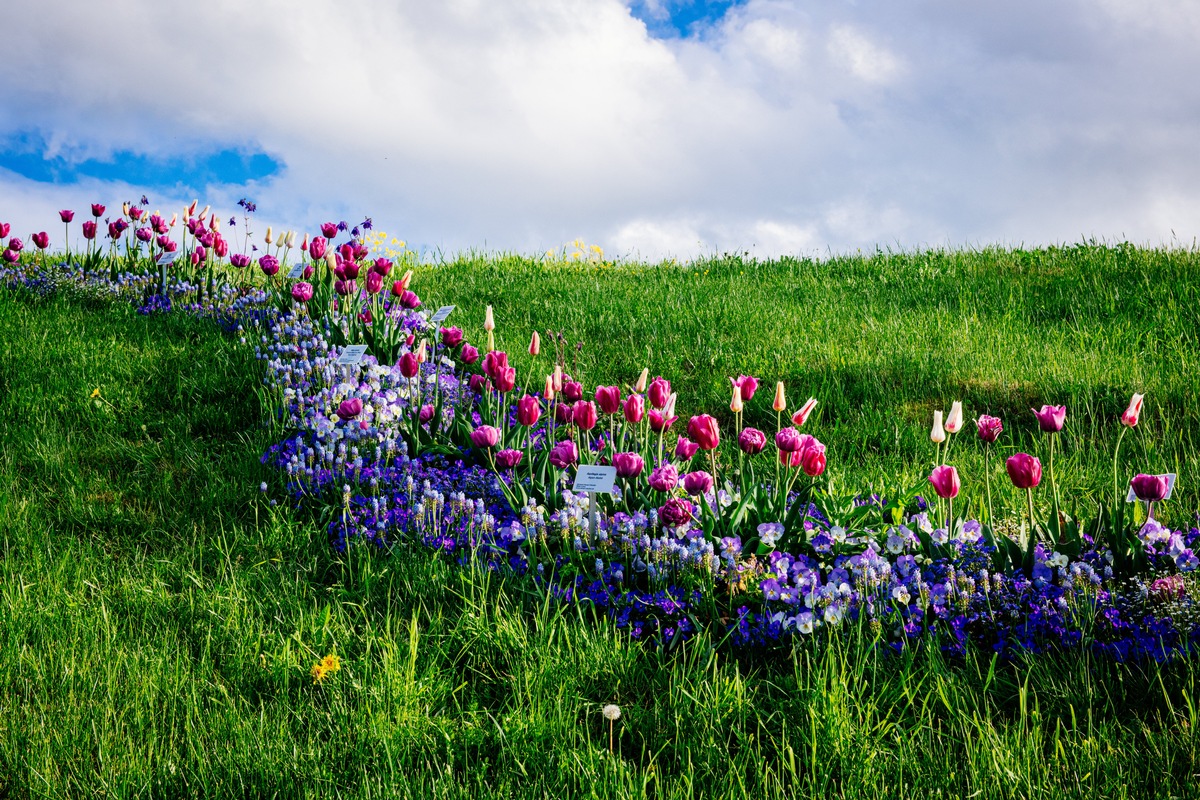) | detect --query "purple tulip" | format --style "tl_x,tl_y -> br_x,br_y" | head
291,282 -> 314,303
648,464 -> 679,492
1,249 -> 18,264
309,237 -> 326,261
320,222 -> 338,239
398,290 -> 421,309
81,221 -> 97,240
683,470 -> 714,496
775,427 -> 804,452
259,255 -> 280,276
59,209 -> 74,223
738,427 -> 767,455
336,398 -> 363,421
460,344 -> 479,364
648,377 -> 671,409
1032,404 -> 1066,433
399,352 -> 420,378
470,425 -> 501,449
1130,473 -> 1169,503
365,271 -> 384,295
230,253 -> 251,268
9,236 -> 25,252
135,227 -> 153,243
91,203 -> 105,218
595,385 -> 621,415
573,400 -> 598,431
976,414 -> 1003,444
562,381 -> 584,403
659,497 -> 693,527
623,394 -> 645,424
31,232 -> 49,250
495,449 -> 524,470
549,439 -> 579,469
440,327 -> 464,347
674,437 -> 700,462
371,258 -> 393,275
613,452 -> 645,478
468,374 -> 487,394
0,222 -> 8,238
